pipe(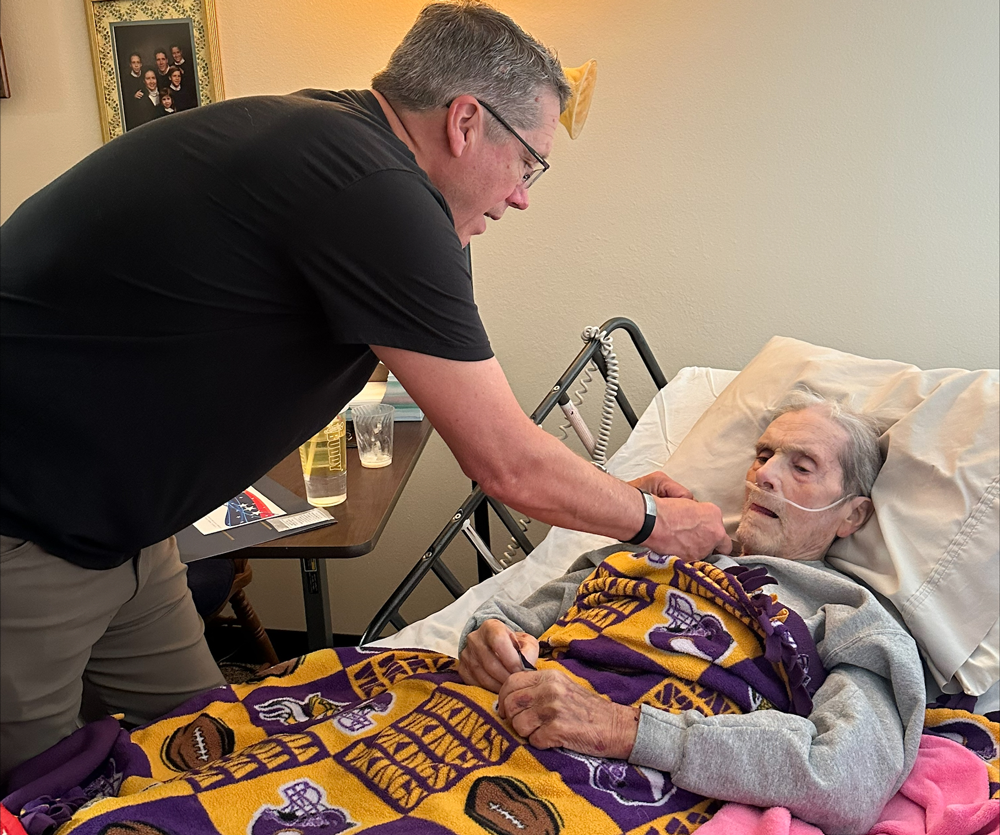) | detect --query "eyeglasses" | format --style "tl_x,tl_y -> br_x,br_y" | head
478,100 -> 550,189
